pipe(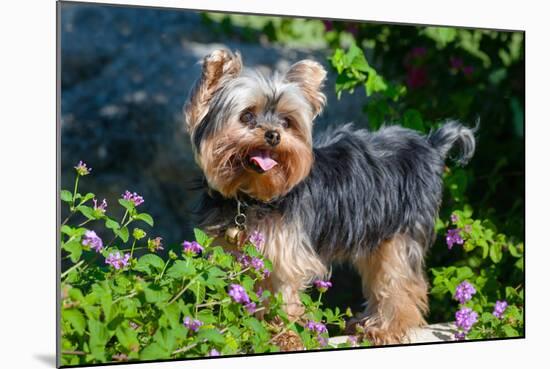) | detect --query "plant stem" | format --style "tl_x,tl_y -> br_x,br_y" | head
168,274 -> 202,305
120,210 -> 129,227
113,291 -> 138,304
70,175 -> 80,211
78,218 -> 92,227
171,328 -> 228,355
157,259 -> 171,281
129,239 -> 137,259
195,298 -> 231,309
61,260 -> 84,279
229,267 -> 251,279
62,350 -> 86,356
